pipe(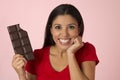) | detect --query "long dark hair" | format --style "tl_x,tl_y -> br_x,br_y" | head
43,4 -> 84,48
